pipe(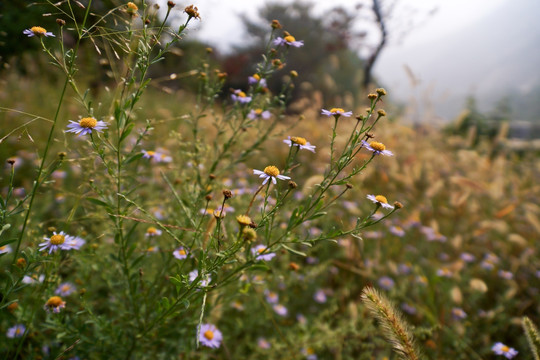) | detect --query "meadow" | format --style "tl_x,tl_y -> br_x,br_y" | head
1,2 -> 539,359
